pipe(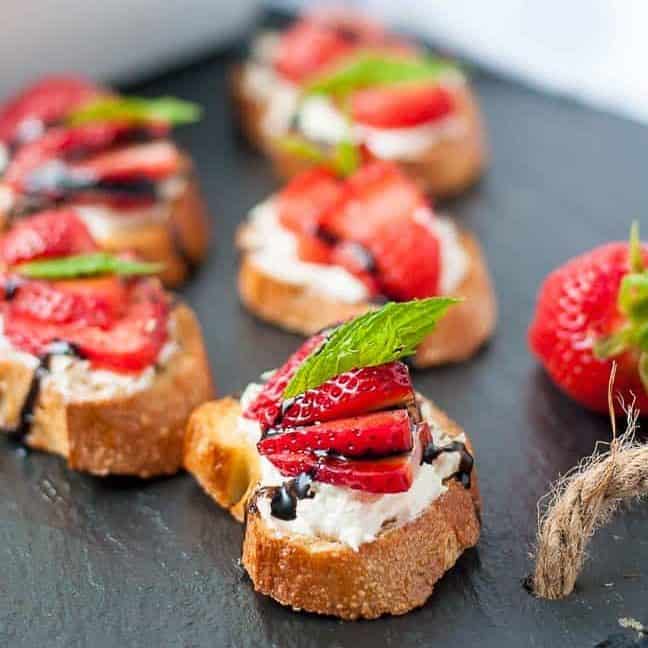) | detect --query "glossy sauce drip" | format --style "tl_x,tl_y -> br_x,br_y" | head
0,340 -> 83,440
423,440 -> 474,489
269,472 -> 315,521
